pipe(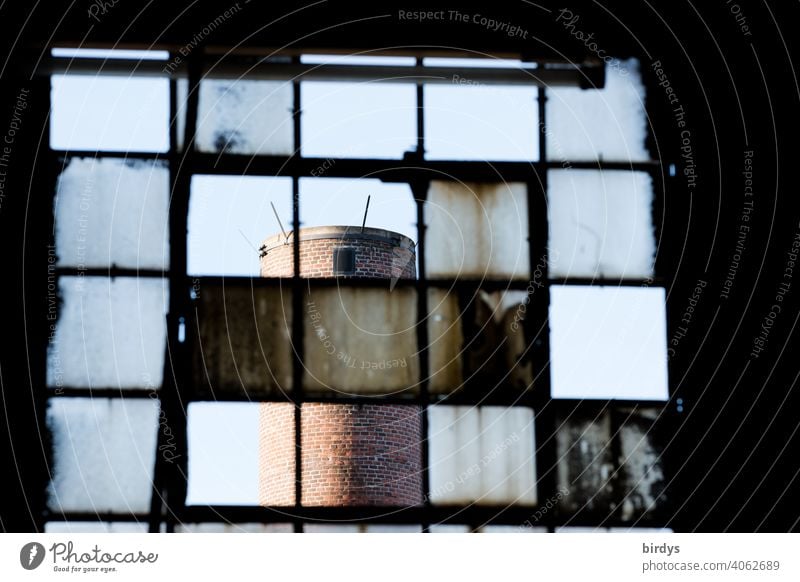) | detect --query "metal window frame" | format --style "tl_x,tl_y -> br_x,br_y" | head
42,50 -> 671,534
